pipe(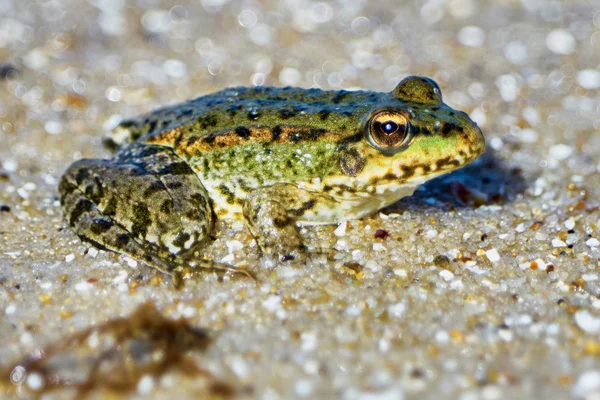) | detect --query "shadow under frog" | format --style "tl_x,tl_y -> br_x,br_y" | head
387,148 -> 527,211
